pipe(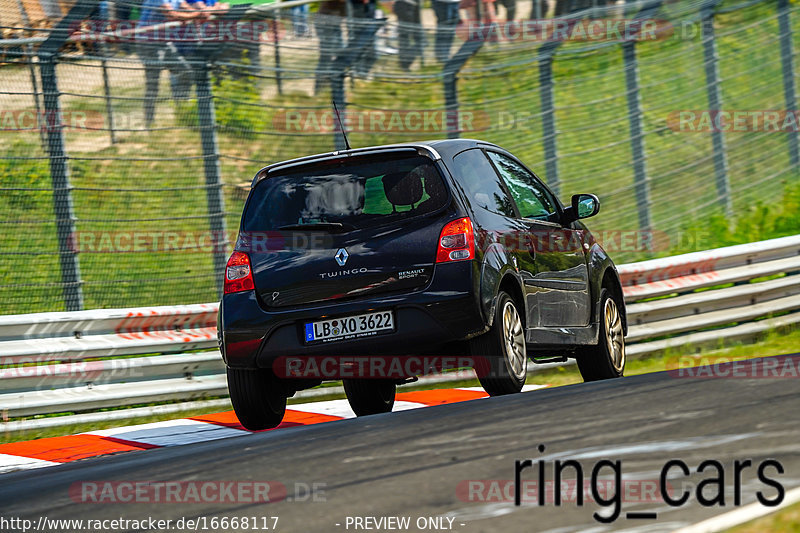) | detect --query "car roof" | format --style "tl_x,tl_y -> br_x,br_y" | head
252,139 -> 503,185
